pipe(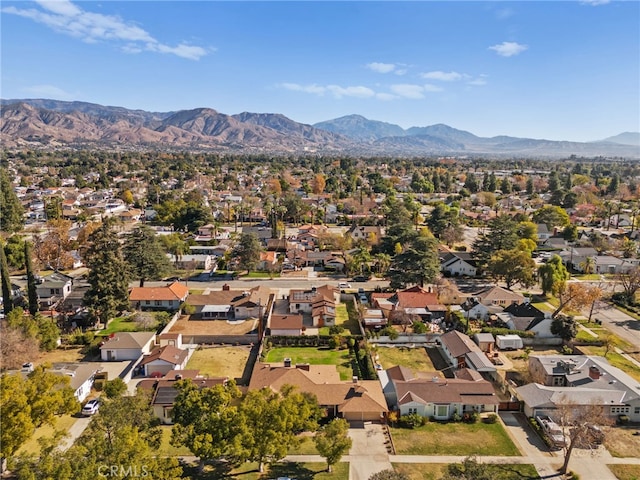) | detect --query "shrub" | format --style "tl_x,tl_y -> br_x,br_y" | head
452,412 -> 462,422
329,325 -> 345,335
399,413 -> 424,429
484,413 -> 498,424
